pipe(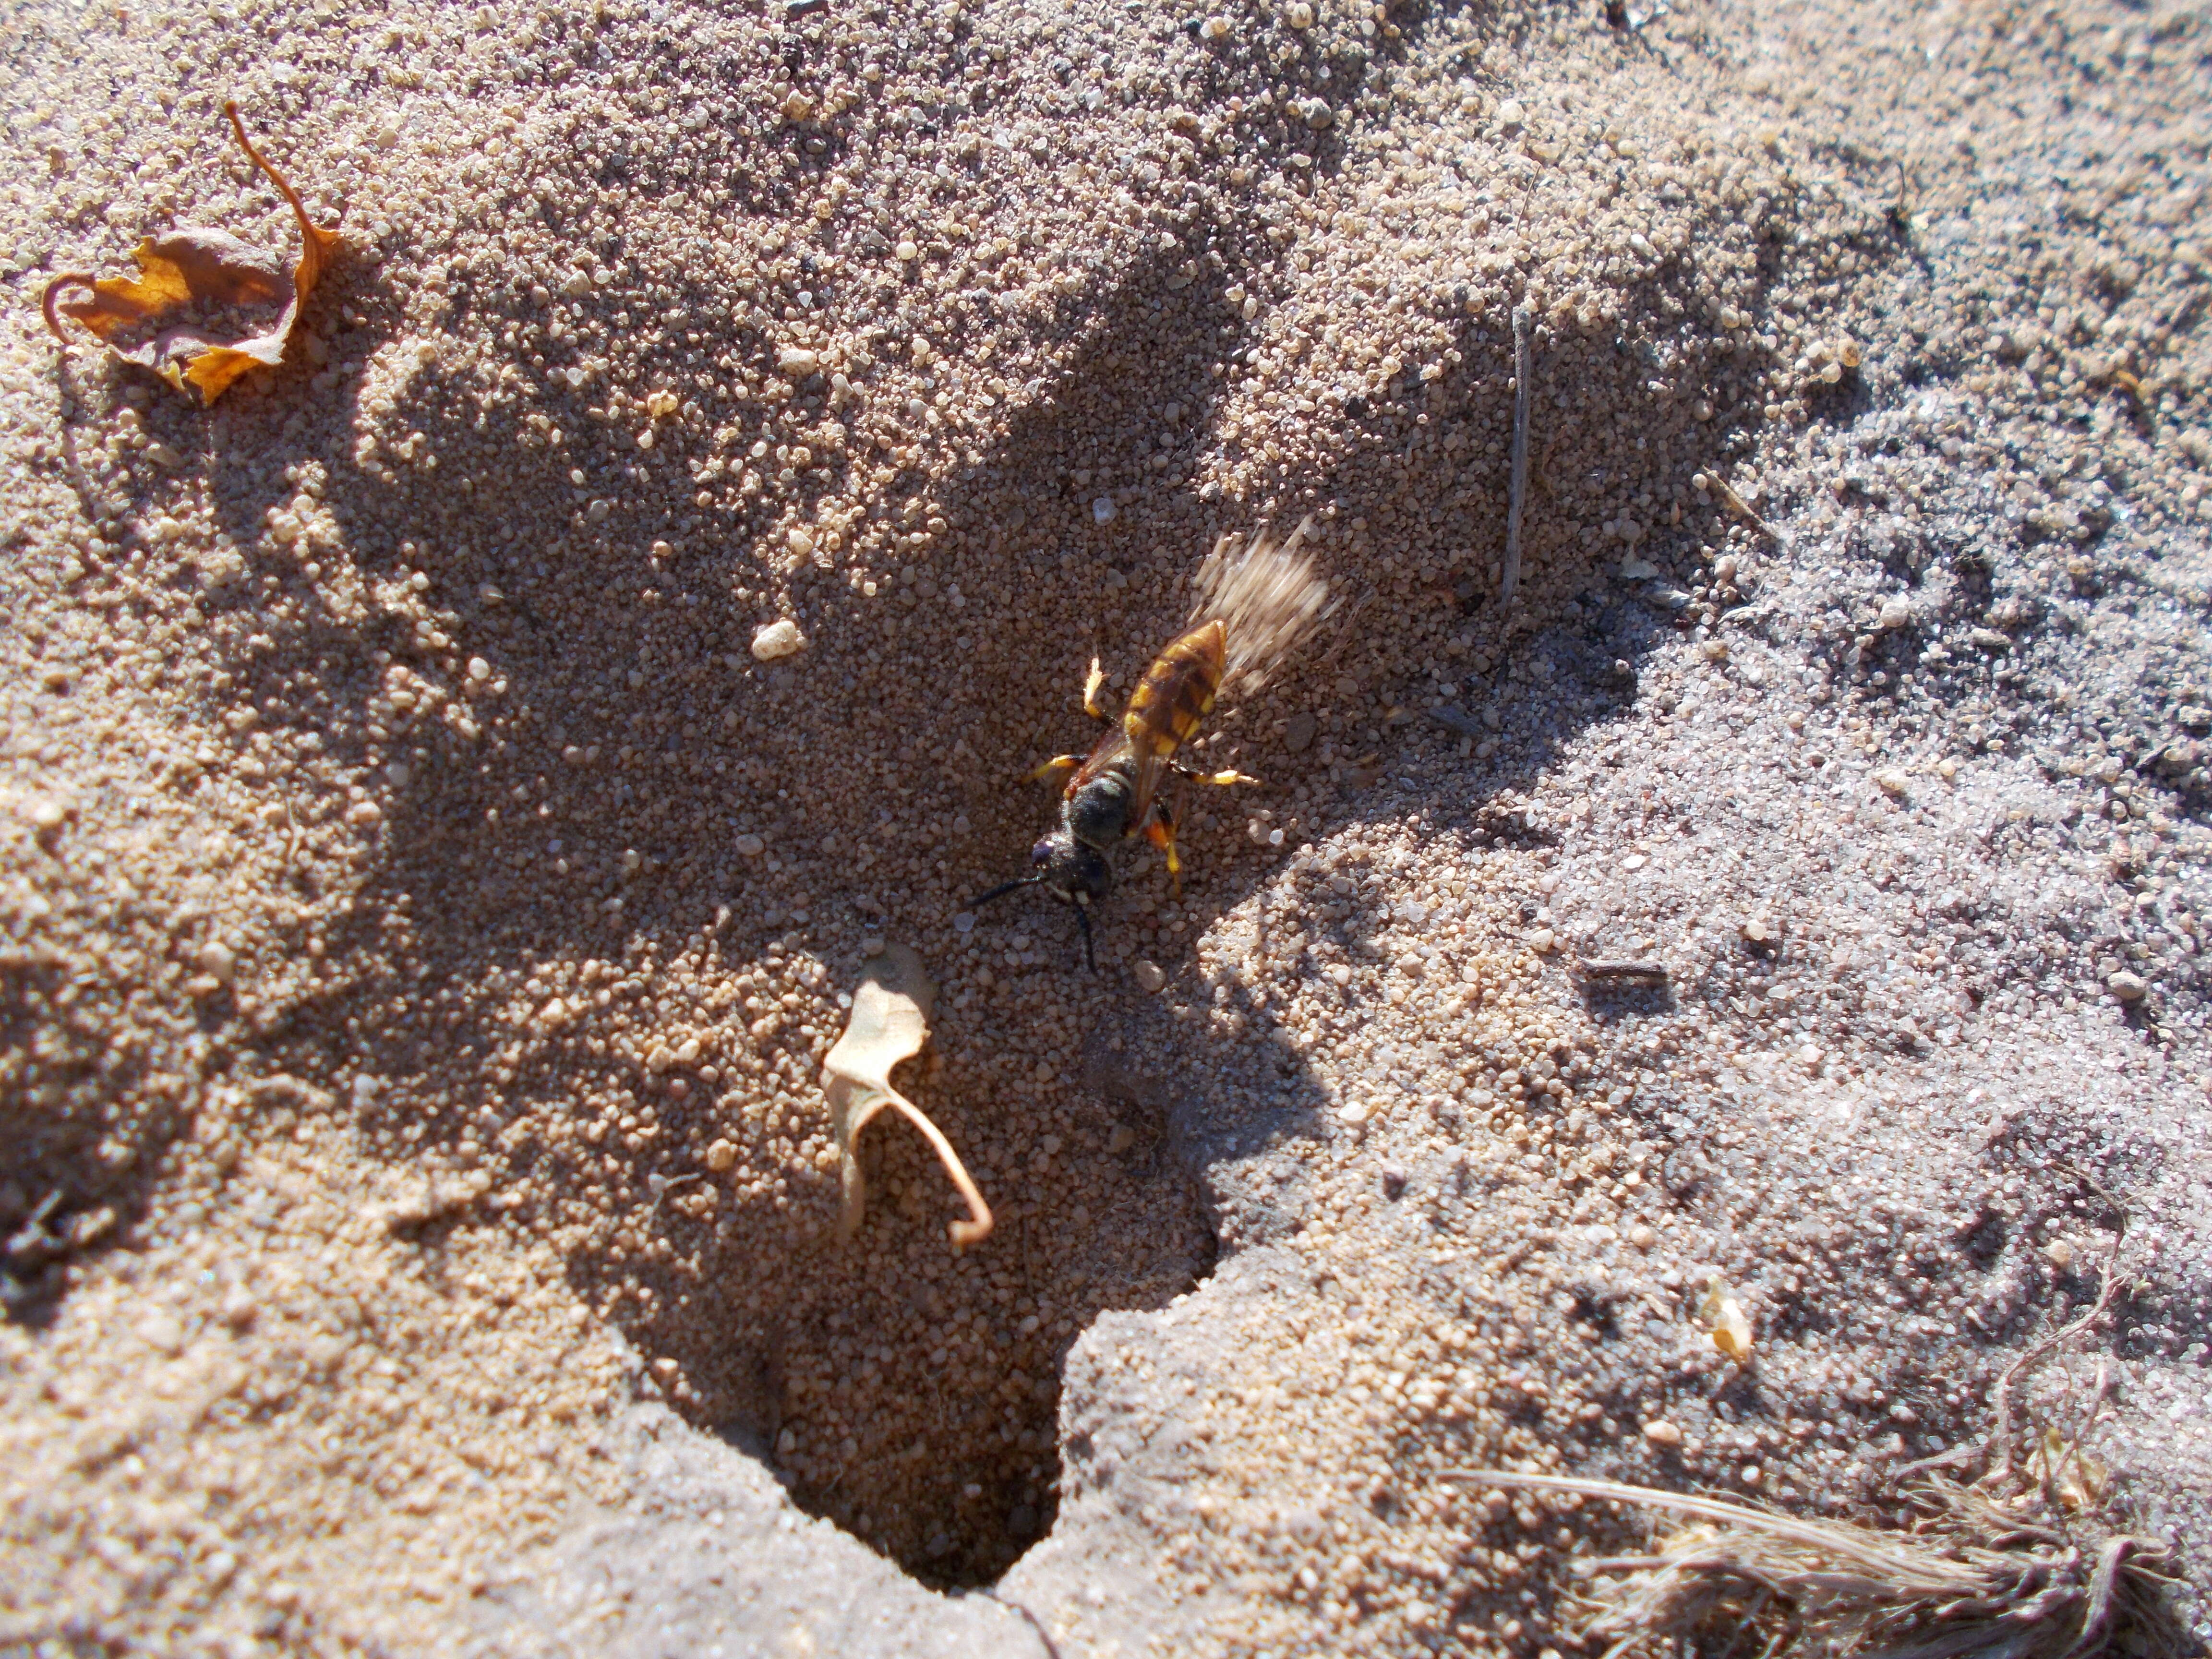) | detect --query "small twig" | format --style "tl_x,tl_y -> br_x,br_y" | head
1576,959 -> 1670,985
984,1589 -> 1065,1659
1441,1472 -> 1913,1563
1984,1198 -> 2125,1490
281,794 -> 306,878
2049,1358 -> 2113,1509
1708,473 -> 1780,546
647,1171 -> 703,1216
1503,304 -> 1532,604
1428,705 -> 1484,737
